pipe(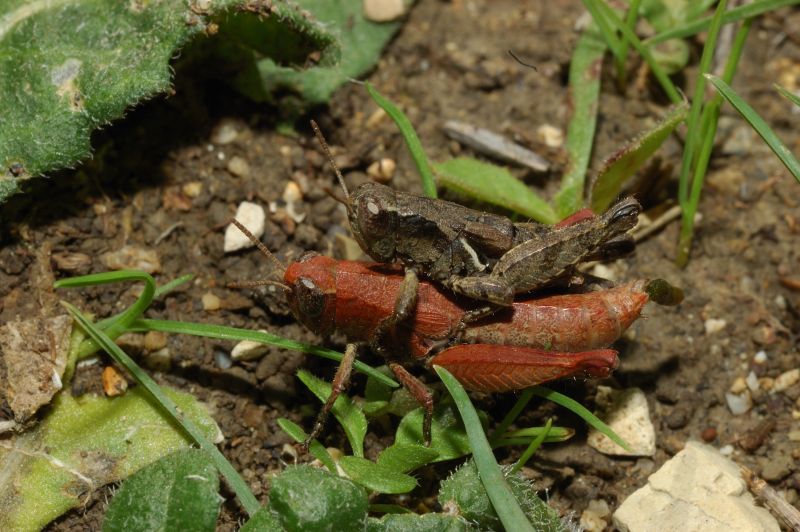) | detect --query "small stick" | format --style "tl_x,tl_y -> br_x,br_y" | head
741,465 -> 800,531
310,120 -> 351,203
442,120 -> 549,173
631,205 -> 682,243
